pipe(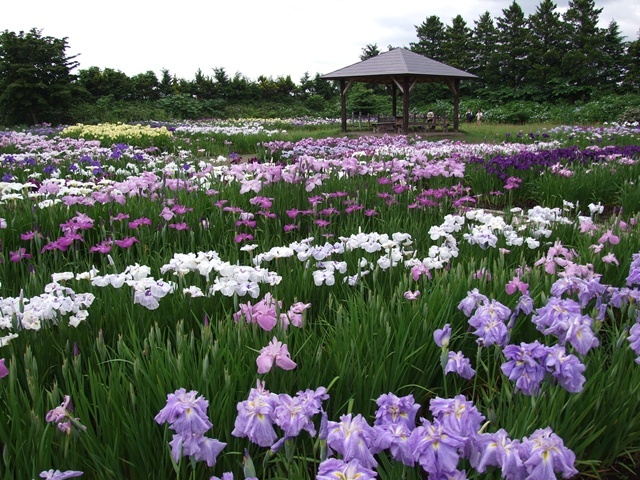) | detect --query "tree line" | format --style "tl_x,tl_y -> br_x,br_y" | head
1,0 -> 639,126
